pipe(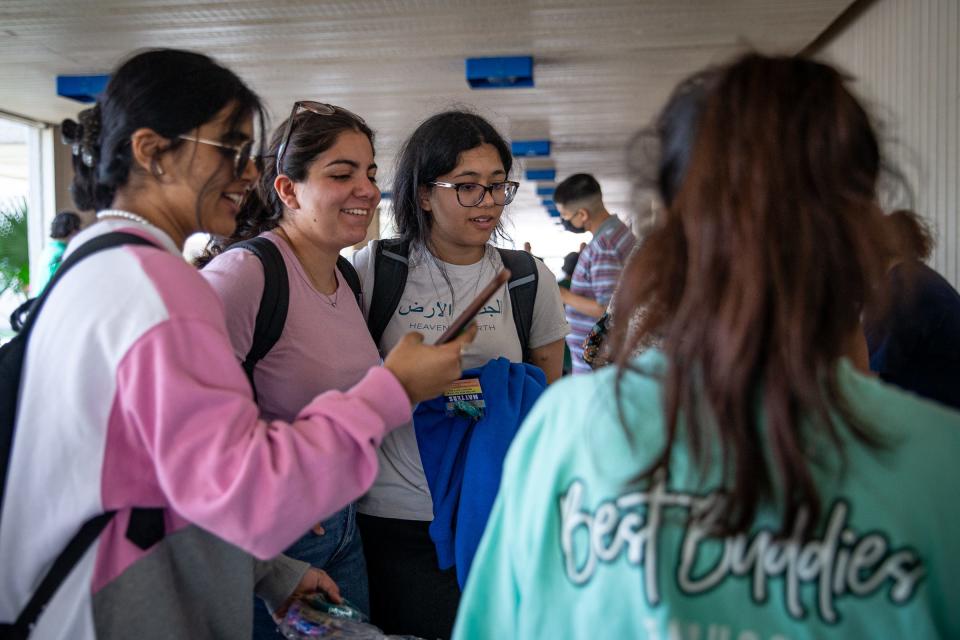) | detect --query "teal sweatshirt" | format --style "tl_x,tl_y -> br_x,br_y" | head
454,350 -> 960,640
